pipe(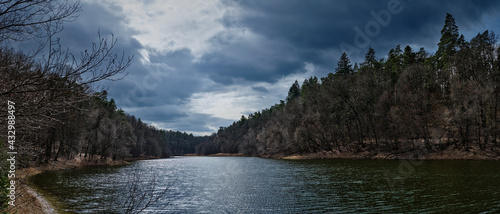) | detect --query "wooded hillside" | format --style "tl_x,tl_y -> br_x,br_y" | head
196,14 -> 500,159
